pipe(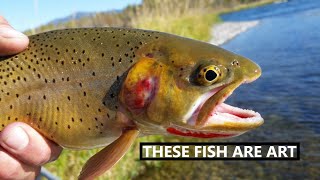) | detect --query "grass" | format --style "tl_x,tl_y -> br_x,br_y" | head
219,0 -> 277,14
44,136 -> 166,179
134,13 -> 221,41
42,0 -> 277,179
